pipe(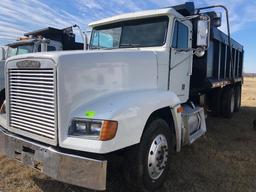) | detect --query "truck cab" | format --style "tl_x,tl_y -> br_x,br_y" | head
6,38 -> 62,58
6,26 -> 84,58
89,9 -> 194,103
0,2 -> 243,191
